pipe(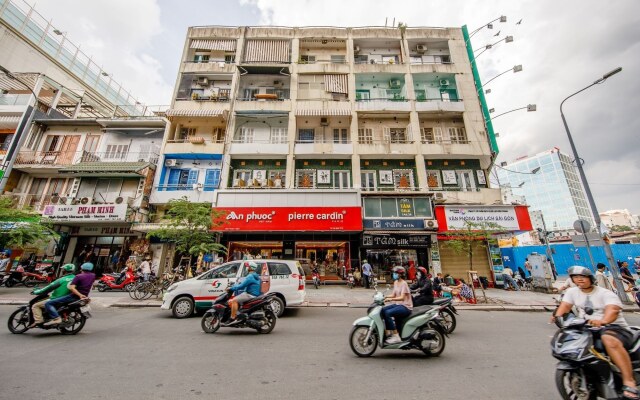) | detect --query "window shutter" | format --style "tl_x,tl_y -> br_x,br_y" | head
167,169 -> 180,191
204,169 -> 220,191
187,170 -> 199,185
383,127 -> 391,143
